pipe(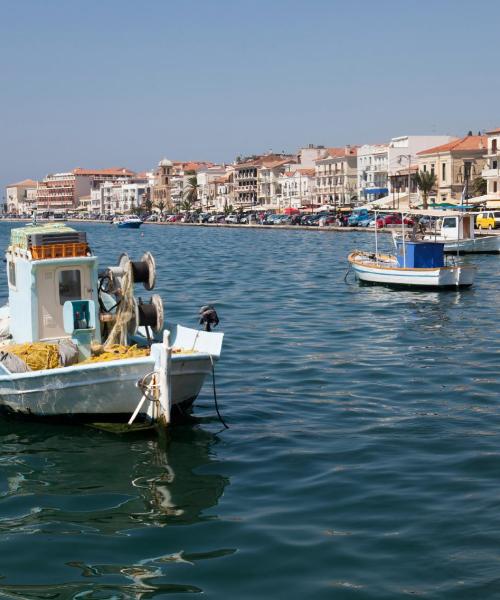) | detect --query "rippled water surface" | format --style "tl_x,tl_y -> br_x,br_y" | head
0,222 -> 499,599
